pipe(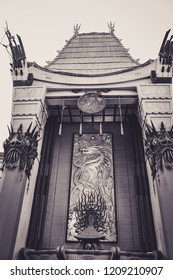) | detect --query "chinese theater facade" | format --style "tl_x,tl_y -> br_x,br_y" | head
0,24 -> 173,260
